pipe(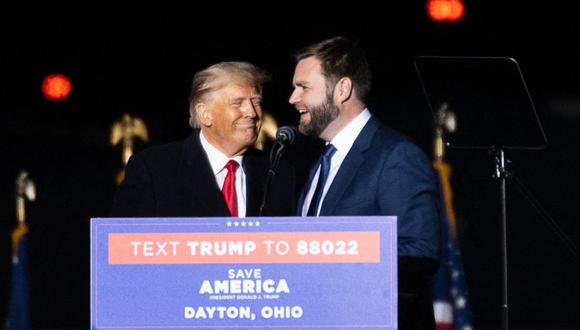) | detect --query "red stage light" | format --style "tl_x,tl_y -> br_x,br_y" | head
41,74 -> 72,101
427,0 -> 465,23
